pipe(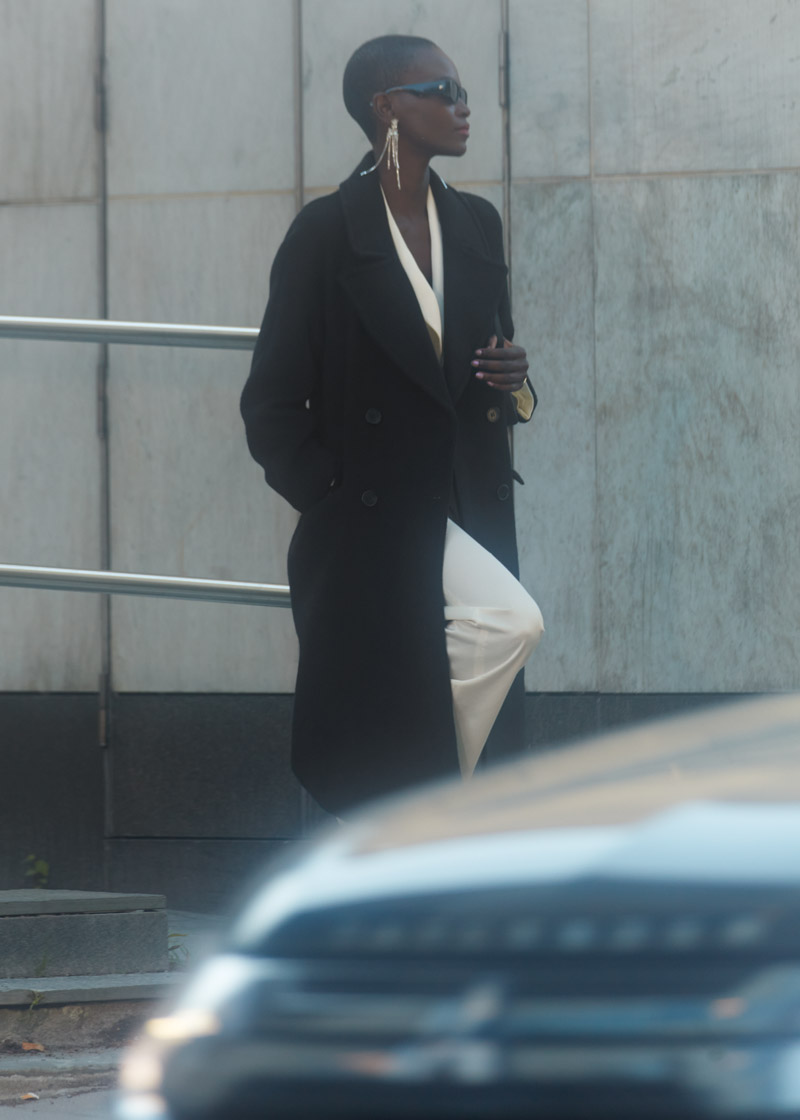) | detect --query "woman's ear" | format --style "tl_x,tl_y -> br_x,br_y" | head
371,92 -> 393,129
